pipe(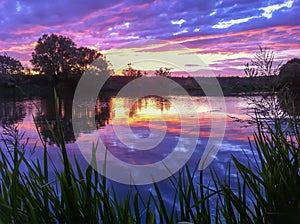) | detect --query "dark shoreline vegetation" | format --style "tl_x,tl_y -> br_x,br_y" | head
0,92 -> 299,223
0,75 -> 280,99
